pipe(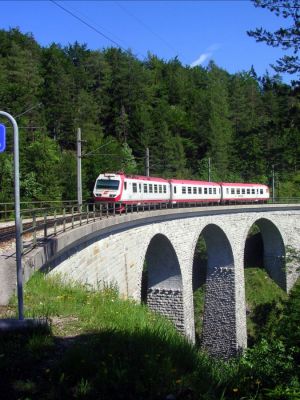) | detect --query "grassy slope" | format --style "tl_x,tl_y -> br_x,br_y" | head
244,268 -> 288,344
0,270 -> 297,400
0,273 -> 227,400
